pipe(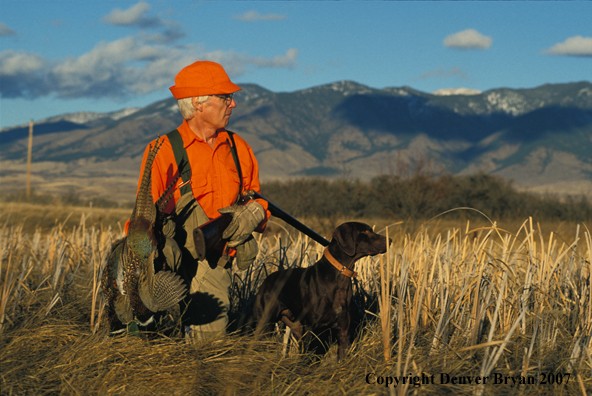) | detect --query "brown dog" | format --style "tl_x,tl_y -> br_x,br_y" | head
253,222 -> 390,360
